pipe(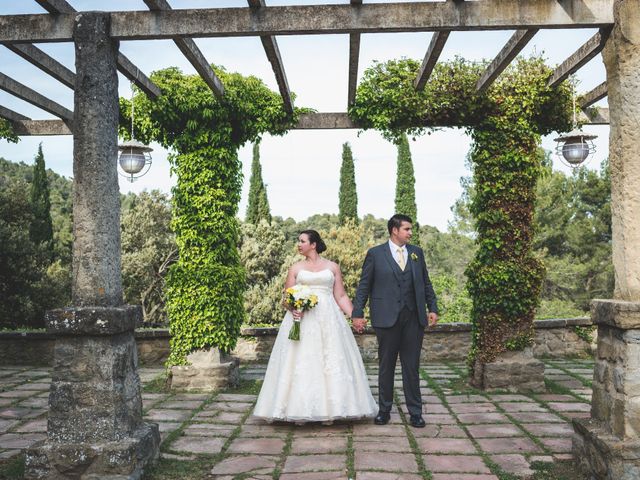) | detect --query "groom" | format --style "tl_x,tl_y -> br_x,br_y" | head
352,214 -> 438,428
